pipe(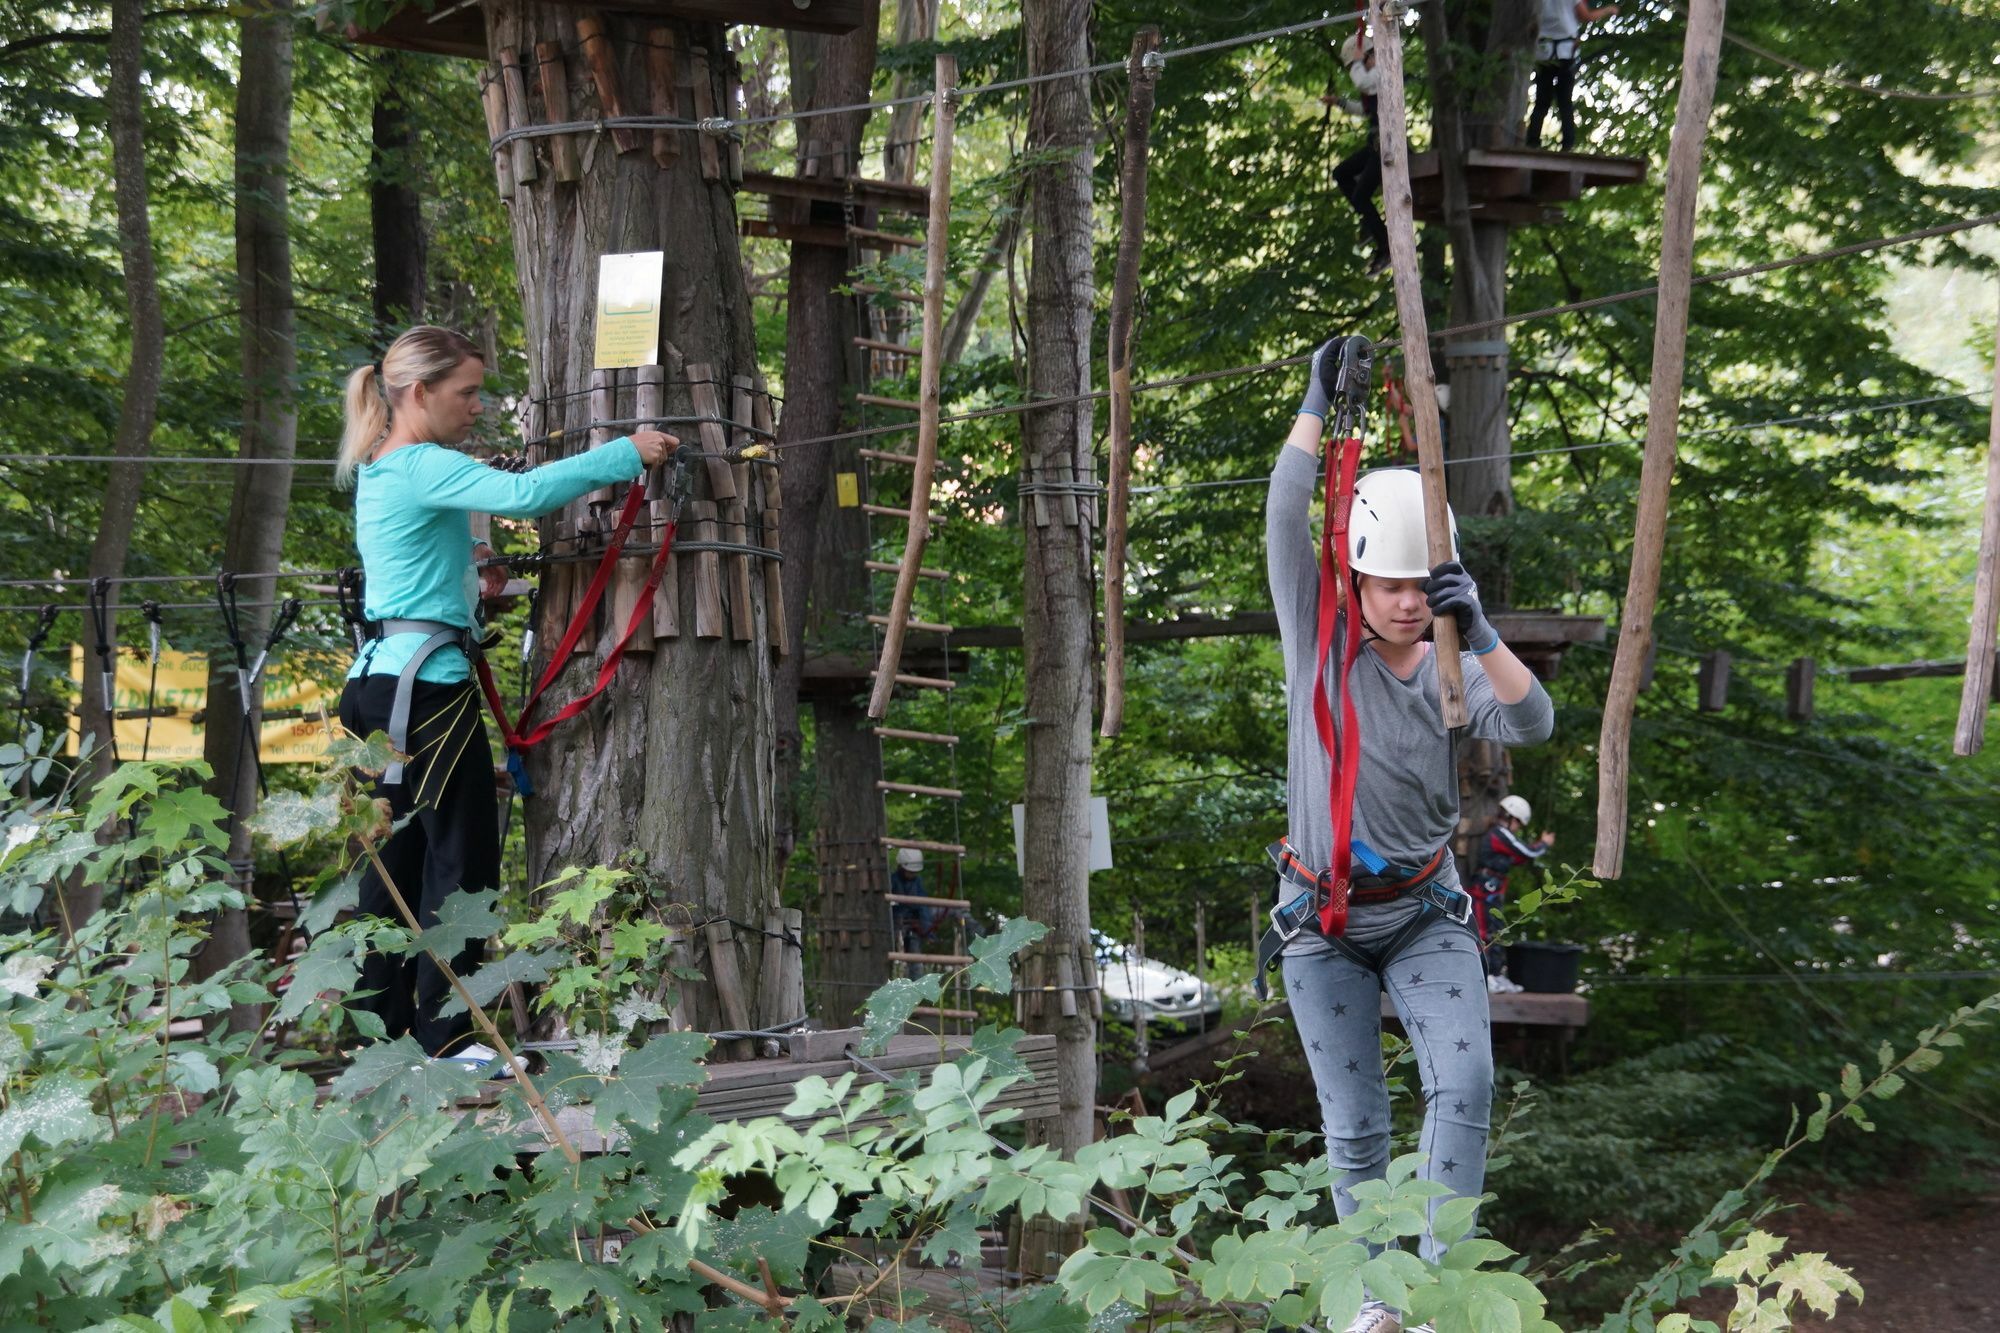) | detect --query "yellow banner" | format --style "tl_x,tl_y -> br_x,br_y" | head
67,645 -> 336,764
